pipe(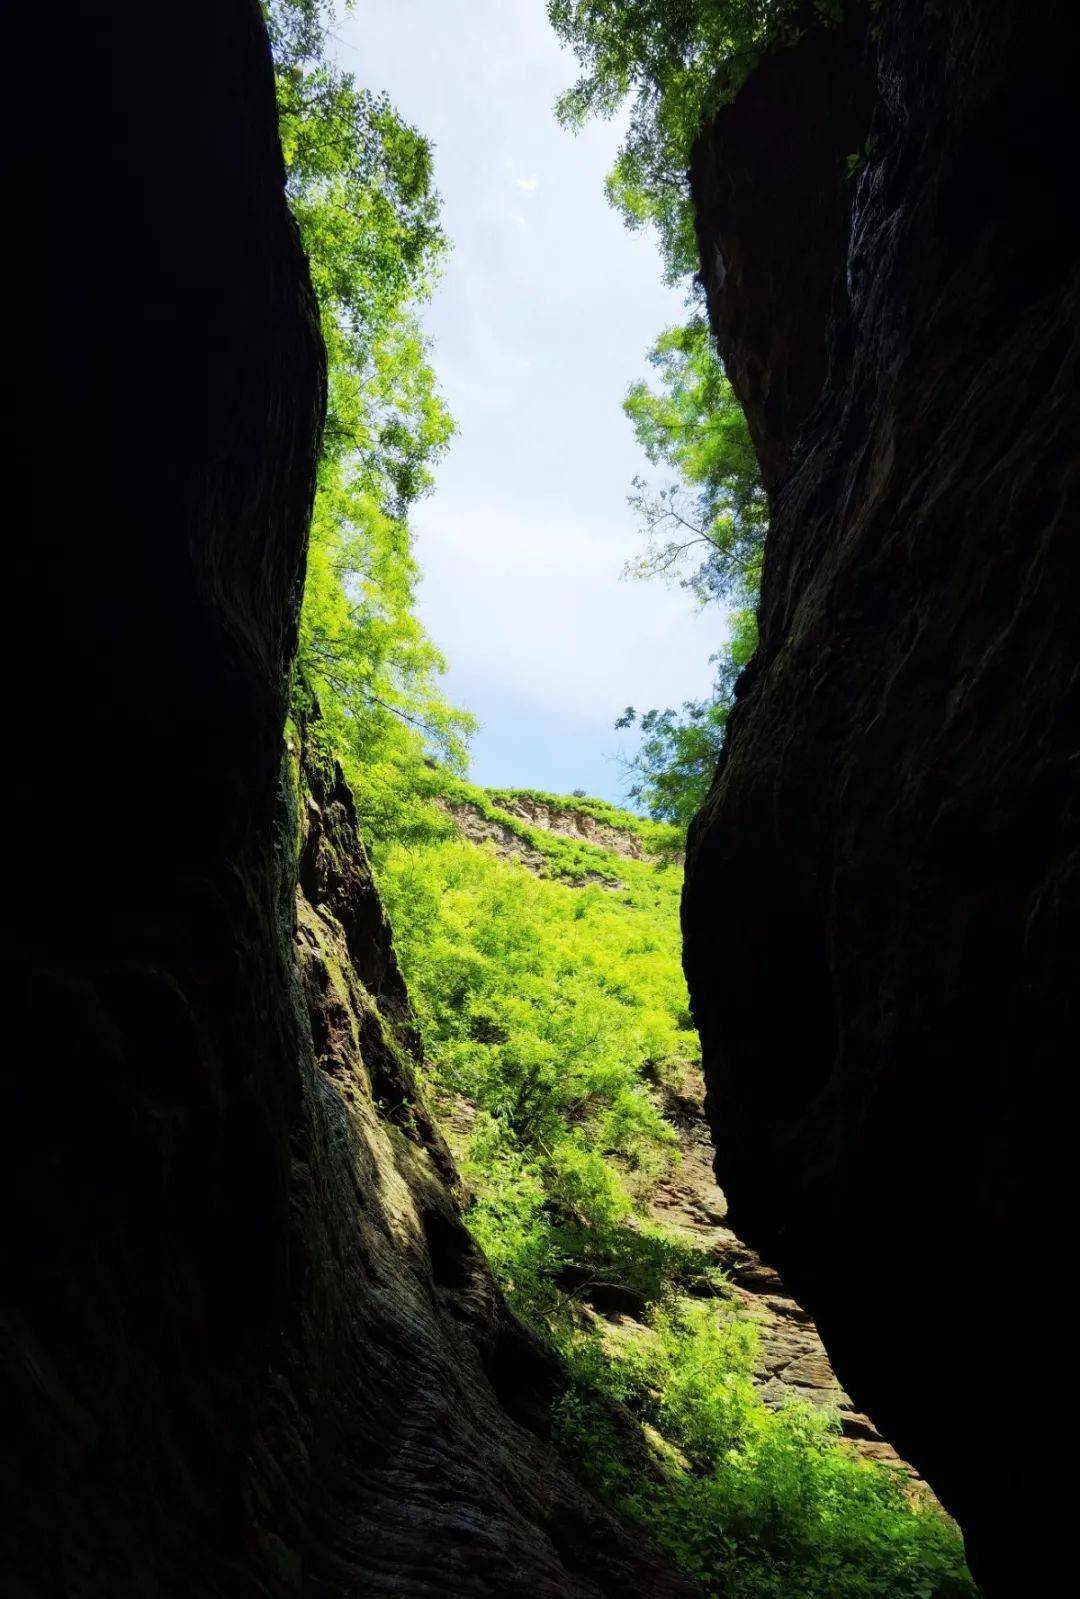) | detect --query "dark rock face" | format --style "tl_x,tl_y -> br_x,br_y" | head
692,26 -> 876,493
683,4 -> 1079,1593
1,5 -> 693,1595
4,2 -> 325,1587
